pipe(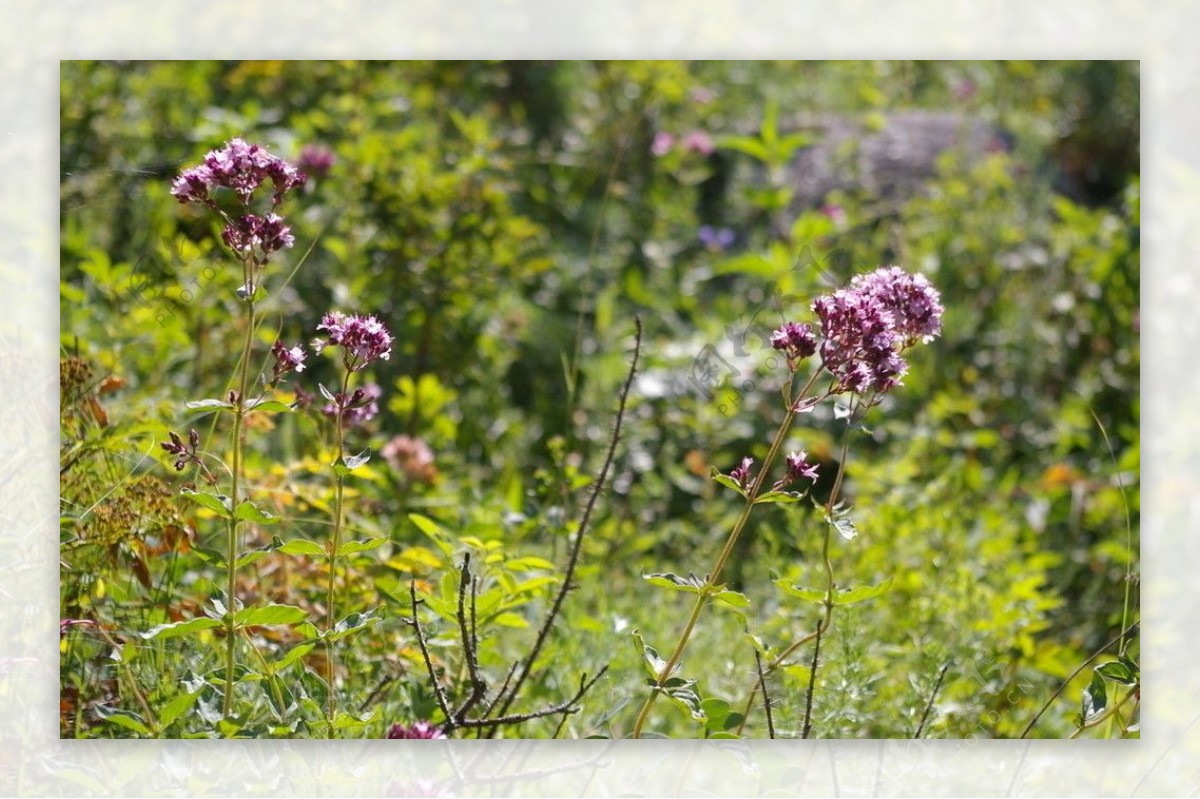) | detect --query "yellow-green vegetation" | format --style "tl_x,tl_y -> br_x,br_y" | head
60,60 -> 1138,739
